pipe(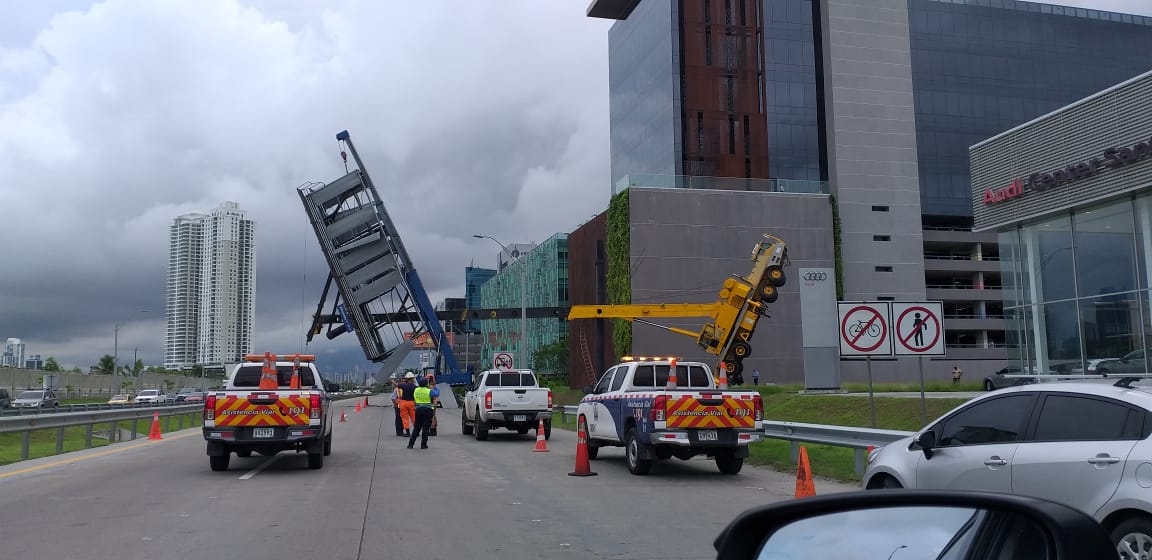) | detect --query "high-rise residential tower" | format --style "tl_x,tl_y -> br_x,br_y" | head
165,202 -> 255,370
